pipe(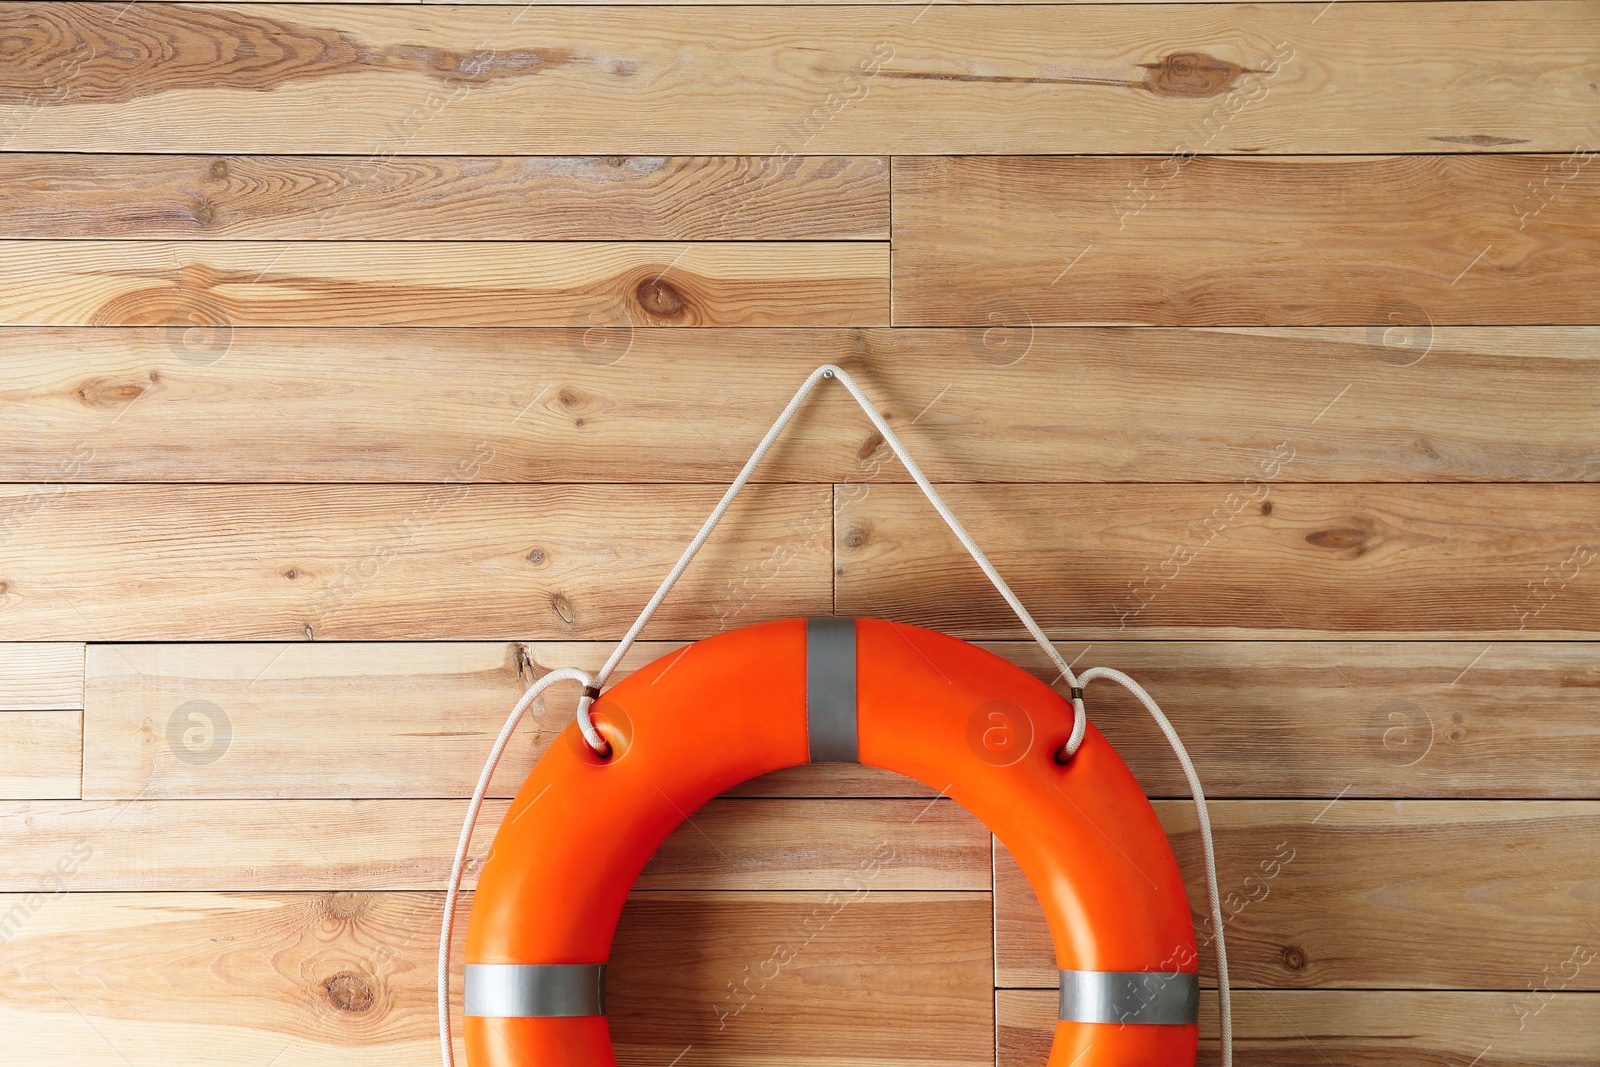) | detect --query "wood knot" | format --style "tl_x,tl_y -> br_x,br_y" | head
842,526 -> 868,550
208,159 -> 229,180
858,432 -> 886,463
1305,527 -> 1370,553
1260,500 -> 1272,516
322,970 -> 376,1013
321,891 -> 372,920
193,200 -> 216,227
550,591 -> 576,626
1141,52 -> 1260,98
74,376 -> 151,410
1280,945 -> 1307,972
1431,133 -> 1530,147
635,276 -> 686,319
526,548 -> 547,566
283,568 -> 301,580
